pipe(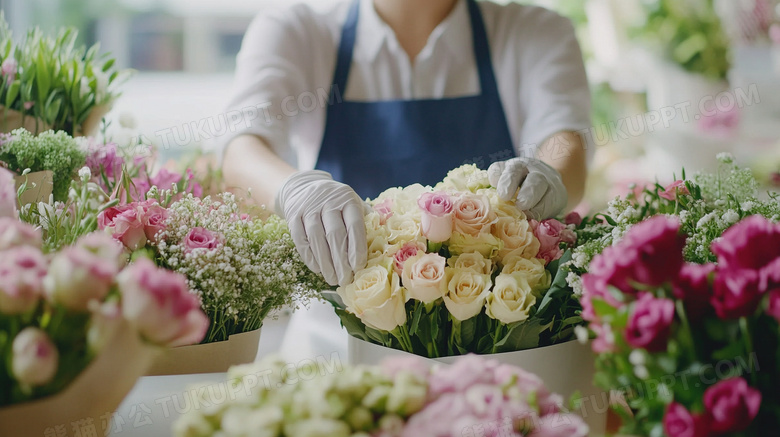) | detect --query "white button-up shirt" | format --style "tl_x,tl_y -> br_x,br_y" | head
223,0 -> 591,171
